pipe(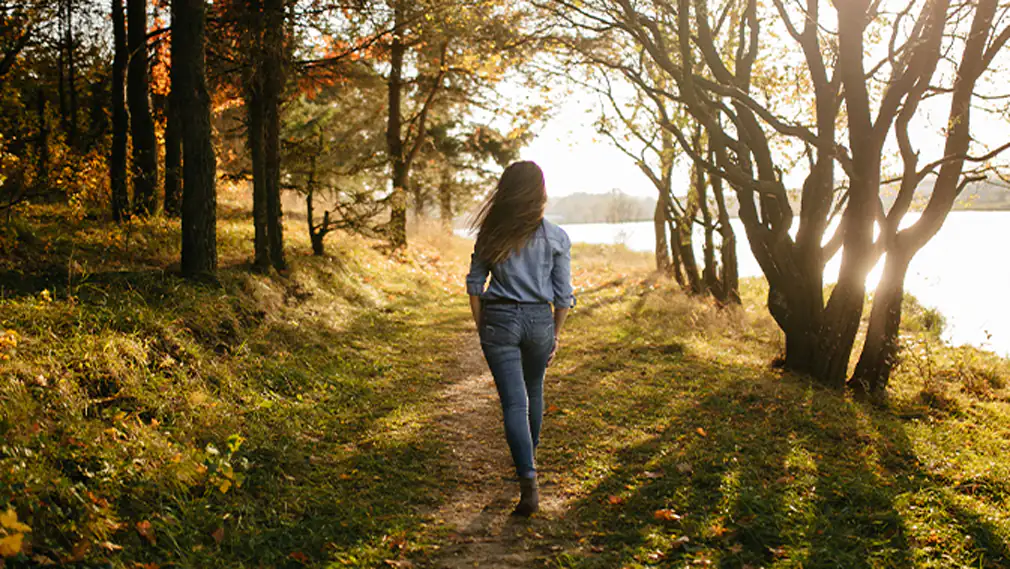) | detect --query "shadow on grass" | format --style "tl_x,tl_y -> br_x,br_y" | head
538,327 -> 1009,568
